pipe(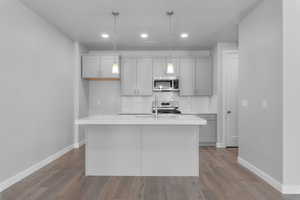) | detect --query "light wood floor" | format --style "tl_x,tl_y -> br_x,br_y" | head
2,146 -> 283,200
